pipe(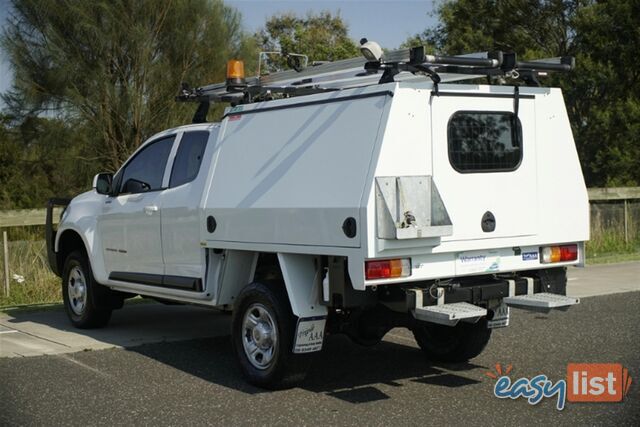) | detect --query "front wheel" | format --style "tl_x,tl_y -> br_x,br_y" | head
231,282 -> 313,389
411,319 -> 492,363
62,251 -> 112,329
